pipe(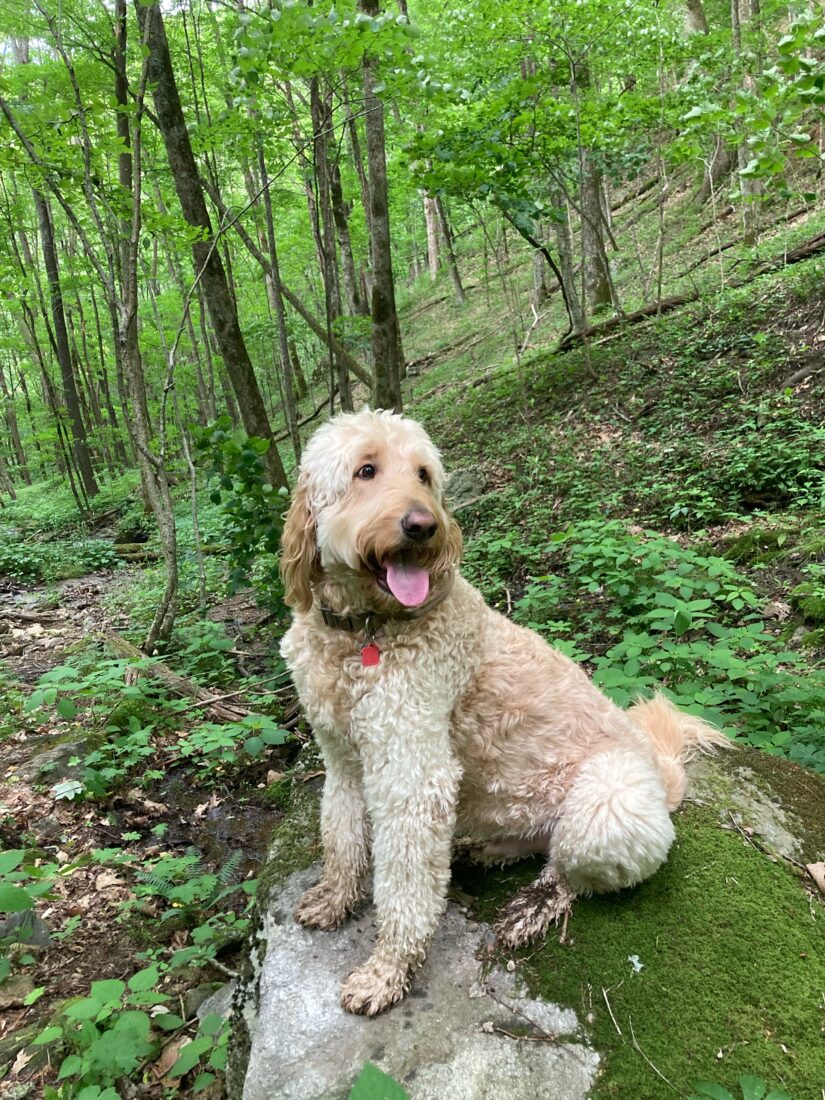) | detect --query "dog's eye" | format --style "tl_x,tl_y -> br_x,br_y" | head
356,464 -> 376,480
418,467 -> 430,484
